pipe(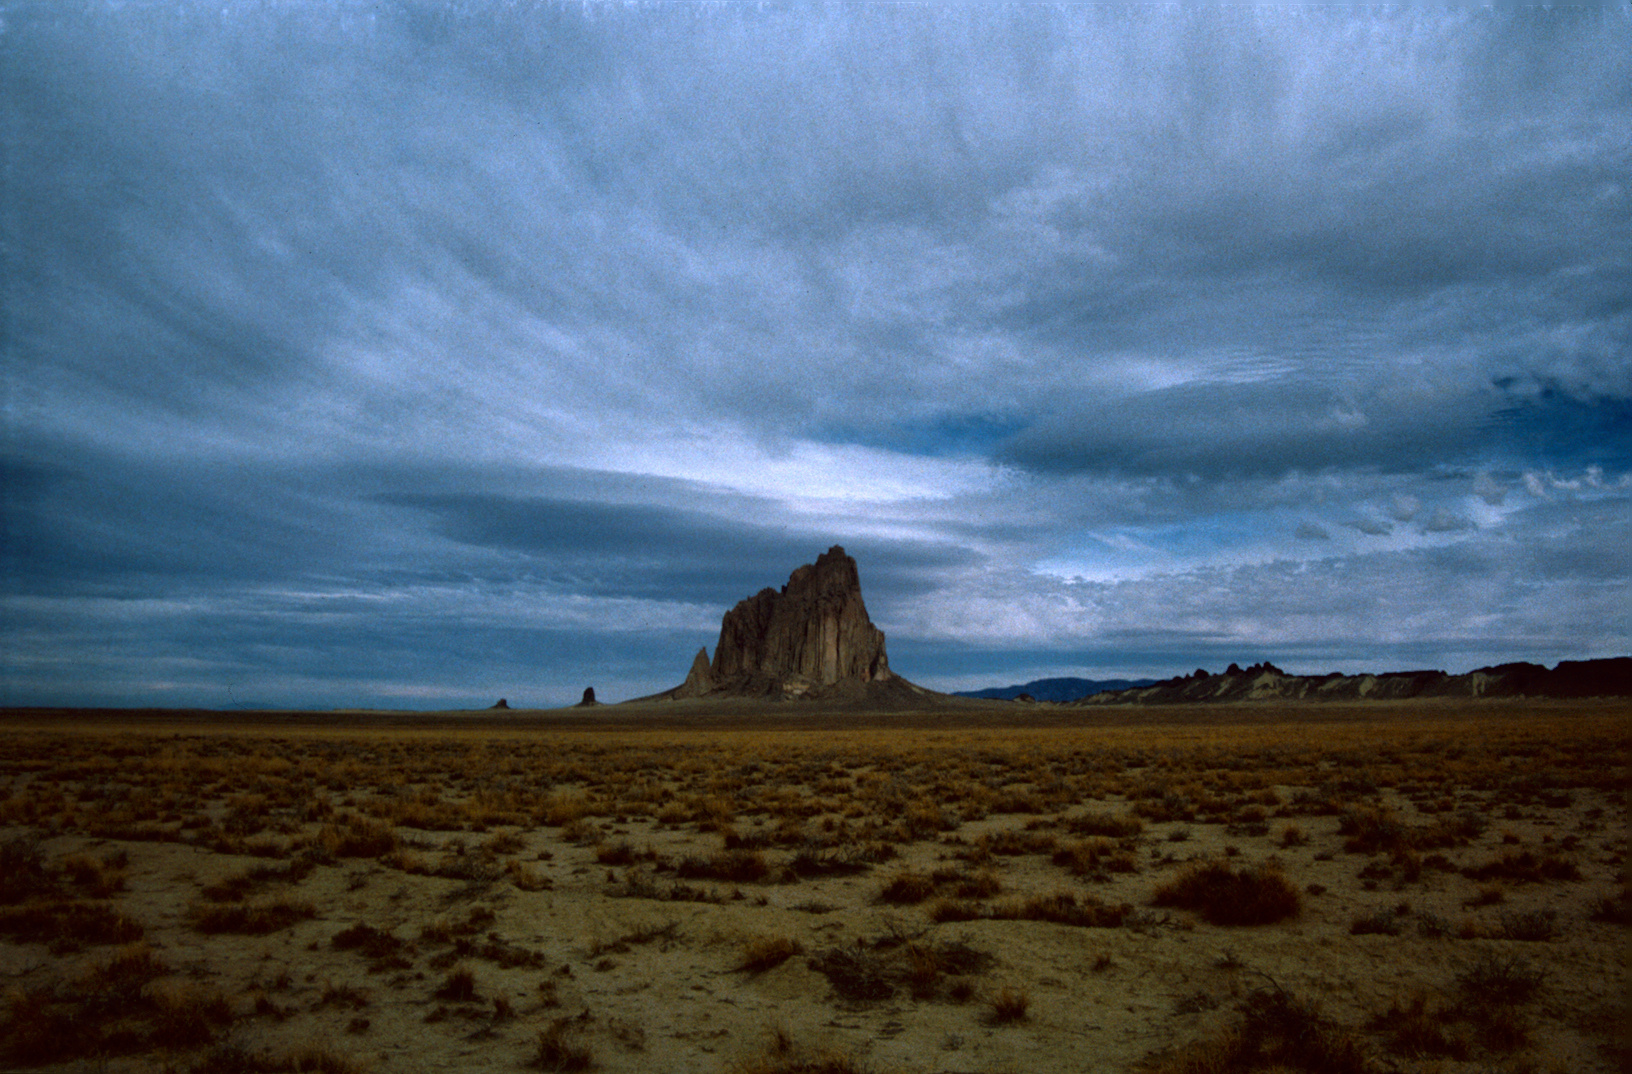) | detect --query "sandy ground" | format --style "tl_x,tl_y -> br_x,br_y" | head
0,700 -> 1626,1073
